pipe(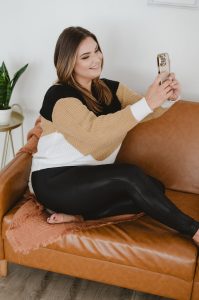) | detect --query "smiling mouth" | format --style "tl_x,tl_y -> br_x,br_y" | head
90,65 -> 100,69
